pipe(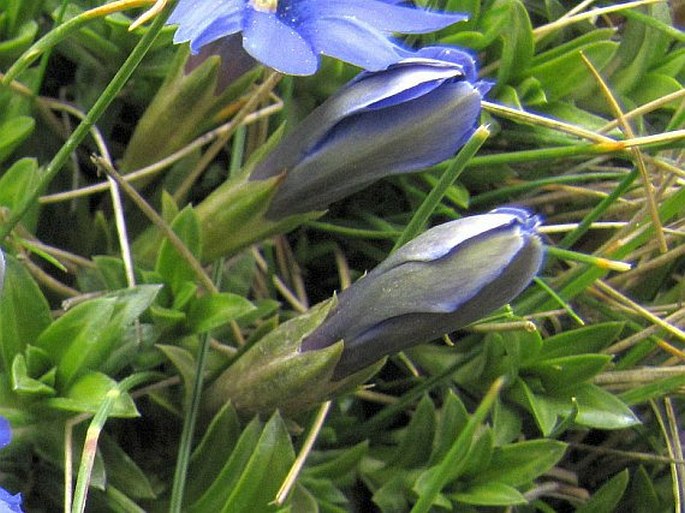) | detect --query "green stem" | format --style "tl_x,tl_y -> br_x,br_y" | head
393,126 -> 490,251
0,12 -> 169,242
470,171 -> 628,207
558,168 -> 639,248
71,373 -> 159,513
169,262 -> 223,513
